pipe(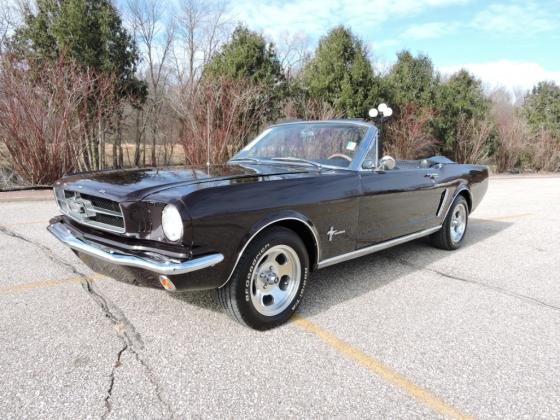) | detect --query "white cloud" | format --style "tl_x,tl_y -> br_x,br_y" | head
439,60 -> 560,93
471,3 -> 557,35
401,22 -> 459,39
370,38 -> 400,50
229,0 -> 470,41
